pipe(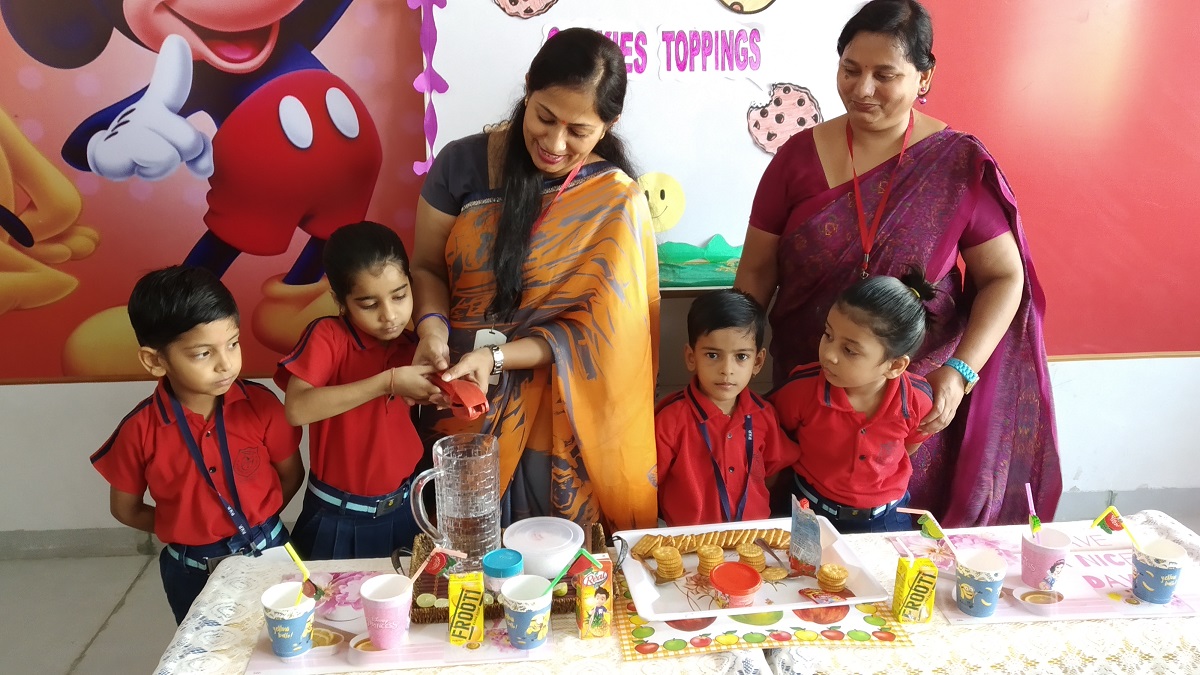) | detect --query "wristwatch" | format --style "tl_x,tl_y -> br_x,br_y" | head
489,344 -> 505,375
